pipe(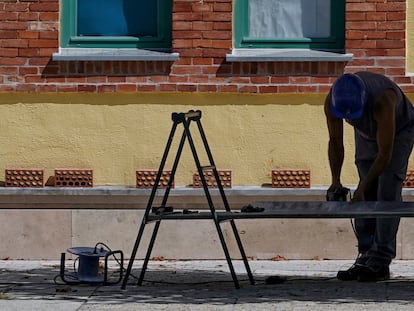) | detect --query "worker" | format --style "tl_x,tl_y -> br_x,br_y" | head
324,71 -> 414,282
